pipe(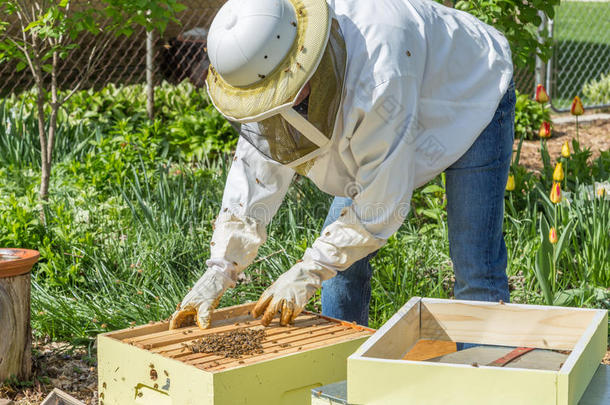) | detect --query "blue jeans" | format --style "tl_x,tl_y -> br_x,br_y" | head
321,81 -> 516,326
